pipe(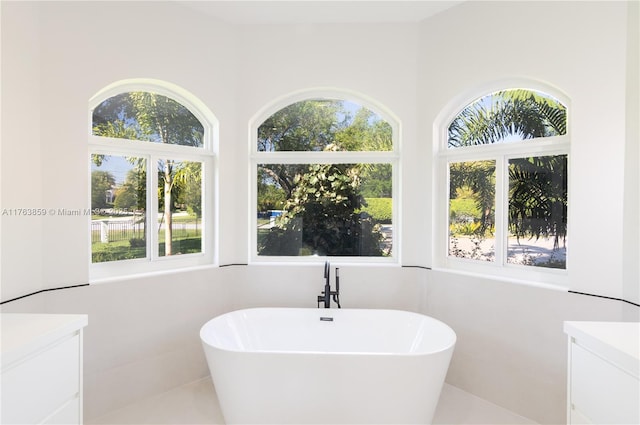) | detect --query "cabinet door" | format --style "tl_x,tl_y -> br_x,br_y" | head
571,343 -> 639,425
1,334 -> 80,424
